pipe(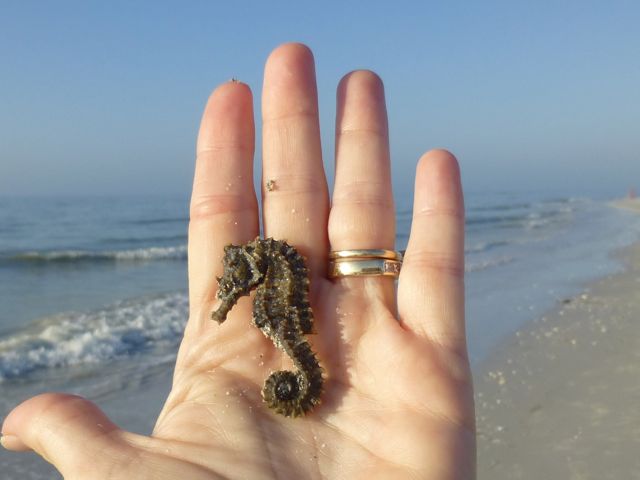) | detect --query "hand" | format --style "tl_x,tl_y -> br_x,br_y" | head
1,43 -> 475,479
